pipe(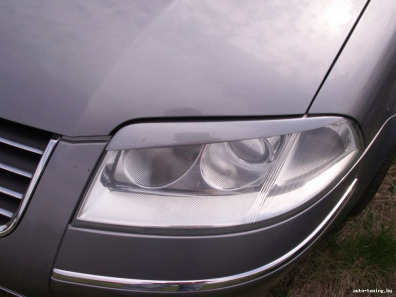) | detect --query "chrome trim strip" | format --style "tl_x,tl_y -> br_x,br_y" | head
0,136 -> 44,155
0,186 -> 23,199
0,162 -> 33,178
0,285 -> 25,297
0,208 -> 13,219
0,138 -> 59,236
52,179 -> 357,292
